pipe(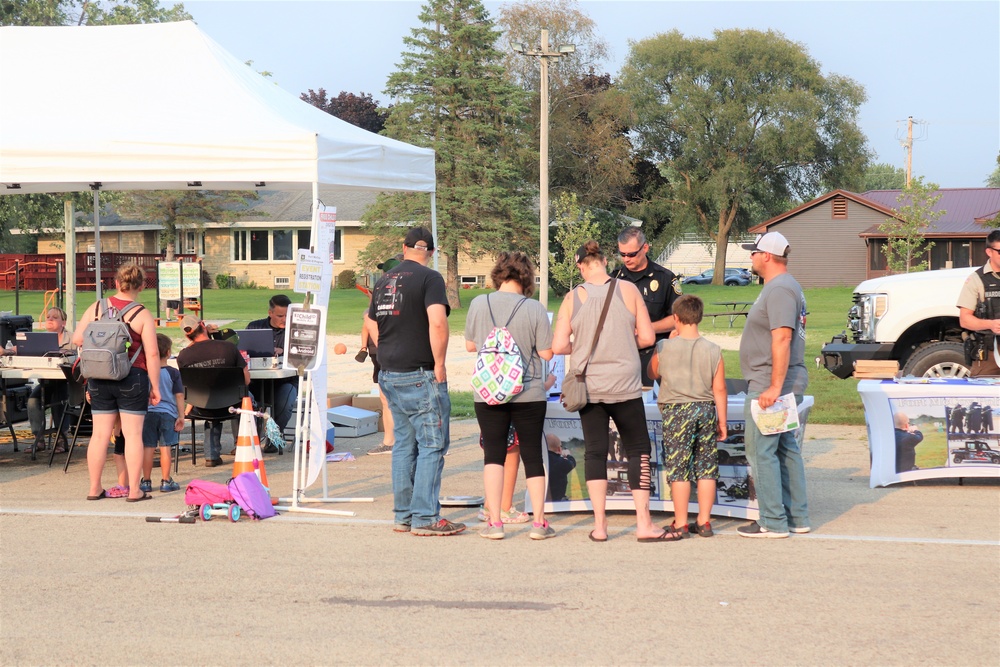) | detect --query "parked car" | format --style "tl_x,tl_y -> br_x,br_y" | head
682,268 -> 752,286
